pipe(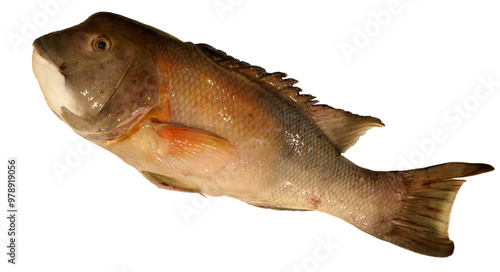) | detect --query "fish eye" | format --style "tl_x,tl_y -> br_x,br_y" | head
93,36 -> 111,52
